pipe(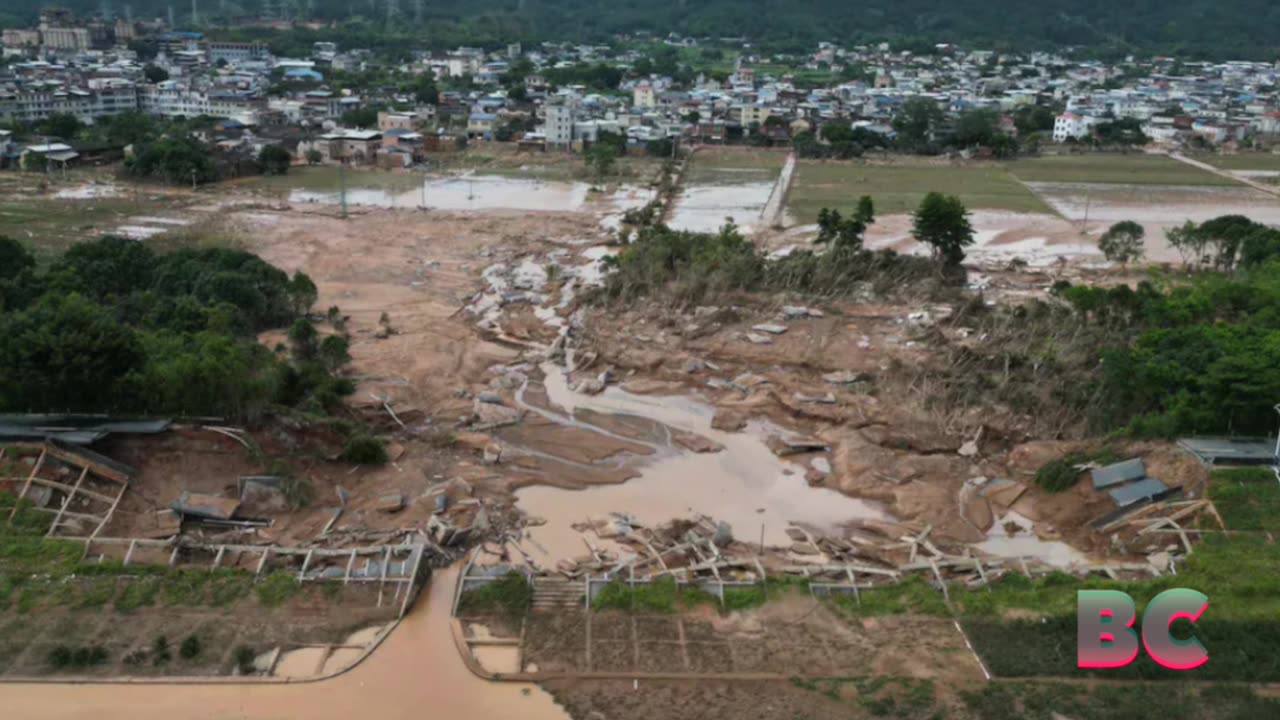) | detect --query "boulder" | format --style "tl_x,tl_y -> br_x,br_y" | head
711,409 -> 748,432
752,323 -> 789,335
744,332 -> 773,345
673,431 -> 724,454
